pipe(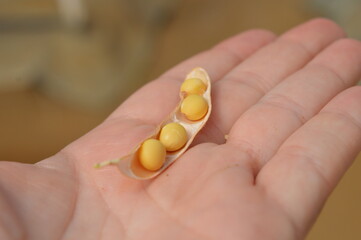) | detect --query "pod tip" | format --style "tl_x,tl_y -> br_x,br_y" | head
93,159 -> 120,169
